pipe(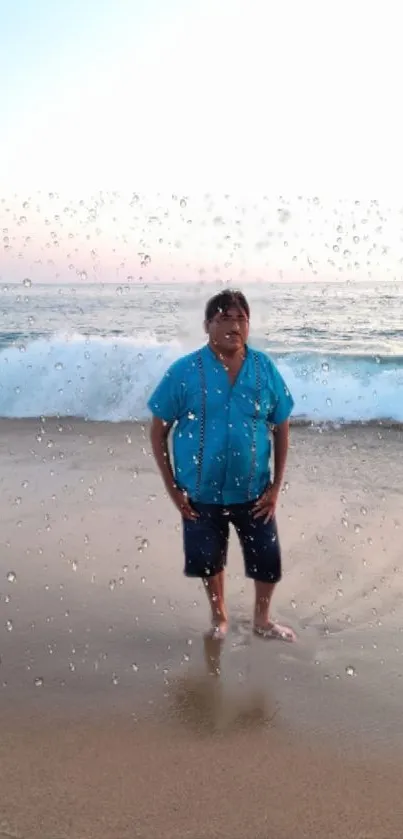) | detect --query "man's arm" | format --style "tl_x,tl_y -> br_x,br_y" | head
272,419 -> 290,491
149,416 -> 176,495
149,416 -> 198,520
252,418 -> 290,521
